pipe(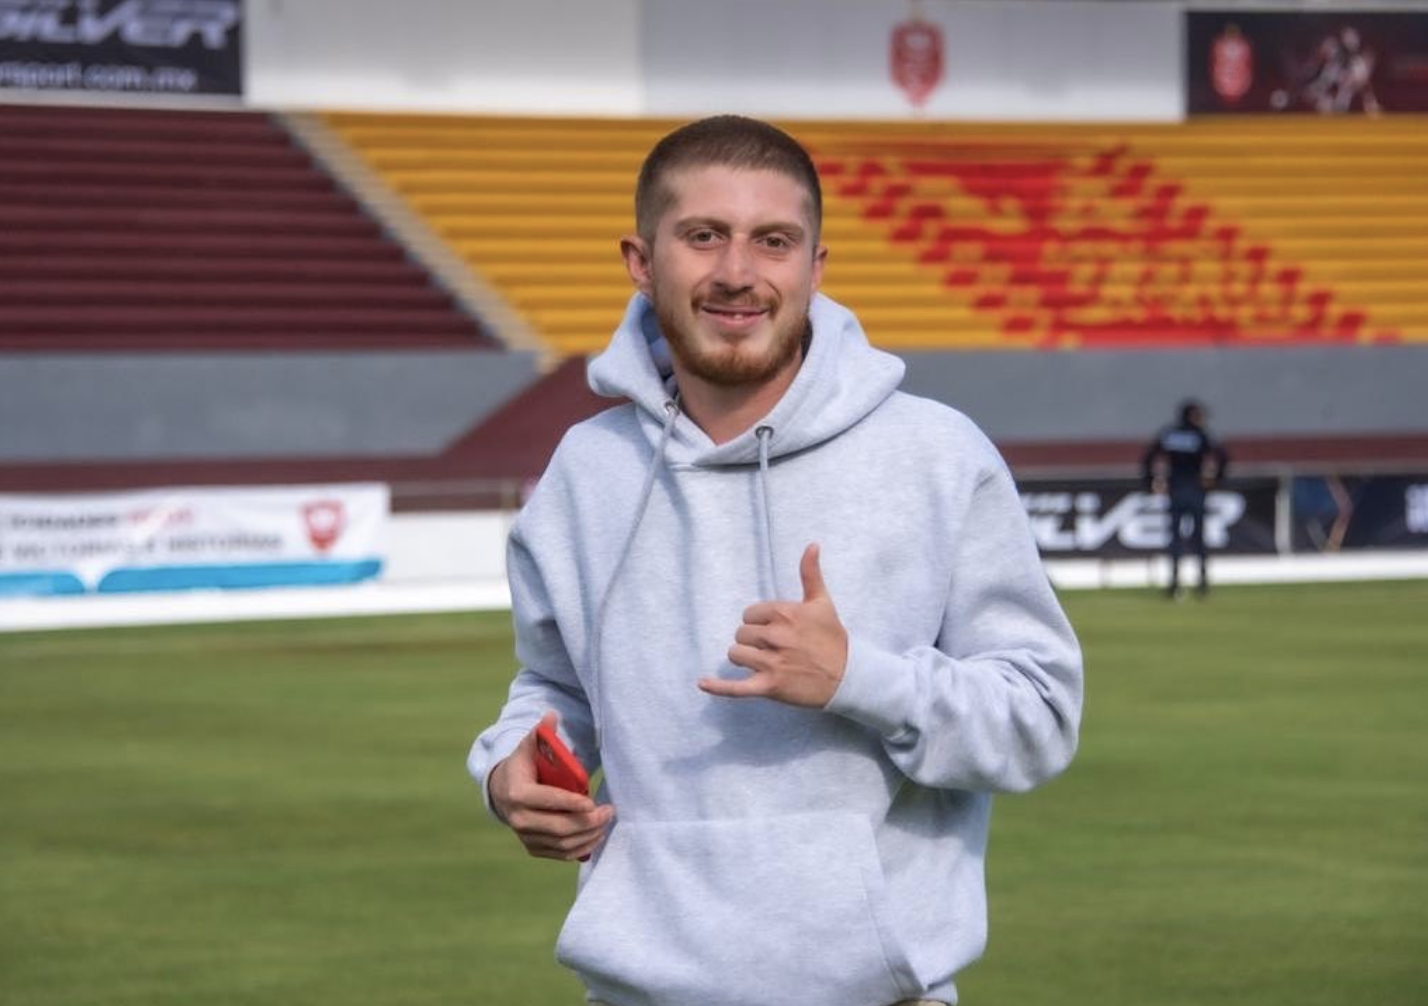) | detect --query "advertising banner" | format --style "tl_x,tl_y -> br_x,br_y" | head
0,483 -> 387,597
1020,478 -> 1278,558
0,0 -> 243,96
642,0 -> 1179,121
1187,10 -> 1428,115
1292,475 -> 1428,552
